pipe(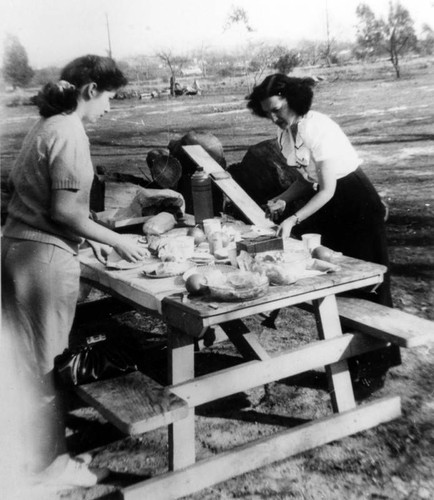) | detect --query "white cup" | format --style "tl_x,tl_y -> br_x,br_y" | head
203,218 -> 221,238
301,233 -> 322,253
177,236 -> 195,259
